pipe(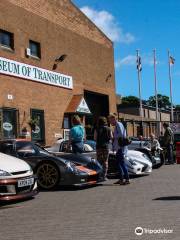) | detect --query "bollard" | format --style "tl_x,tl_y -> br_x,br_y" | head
176,142 -> 180,164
